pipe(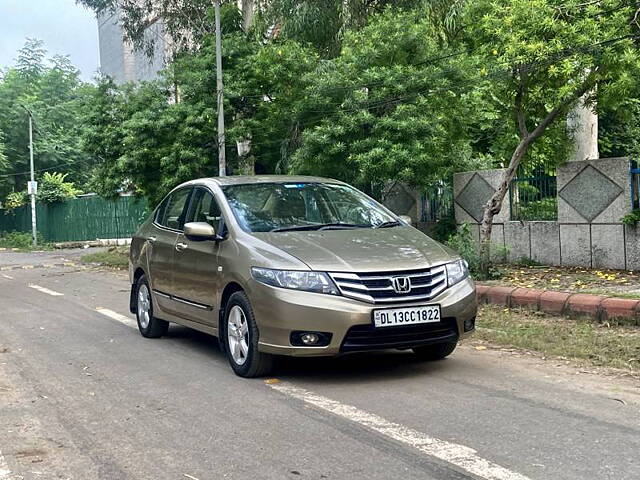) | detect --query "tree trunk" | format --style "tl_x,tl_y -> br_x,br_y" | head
478,137 -> 531,276
567,94 -> 599,162
241,0 -> 255,31
477,72 -> 598,277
